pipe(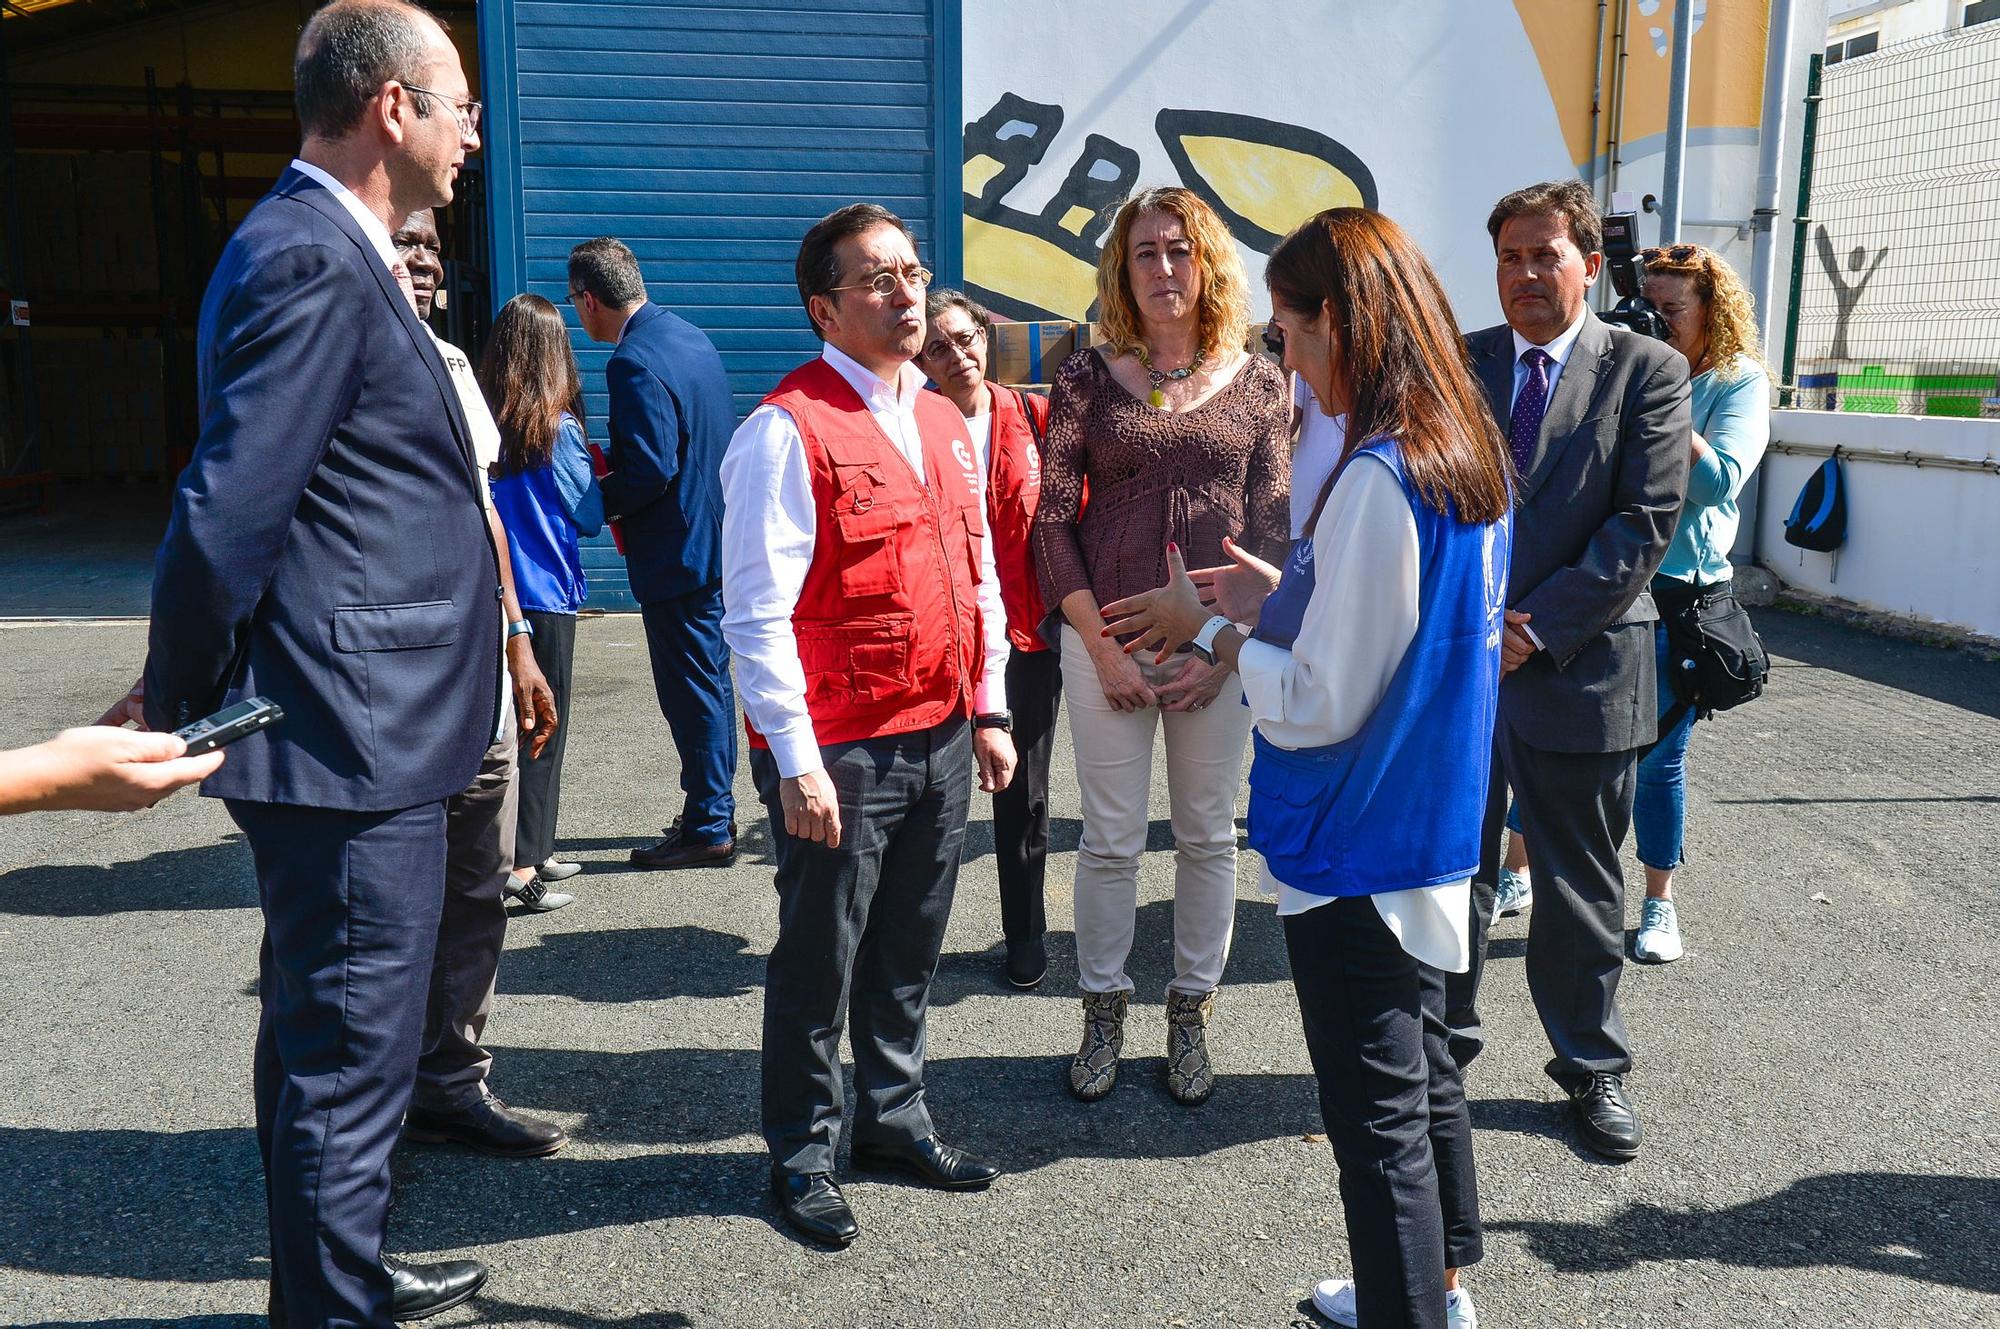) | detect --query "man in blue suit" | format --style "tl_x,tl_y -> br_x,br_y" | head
142,2 -> 495,1320
569,237 -> 740,867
